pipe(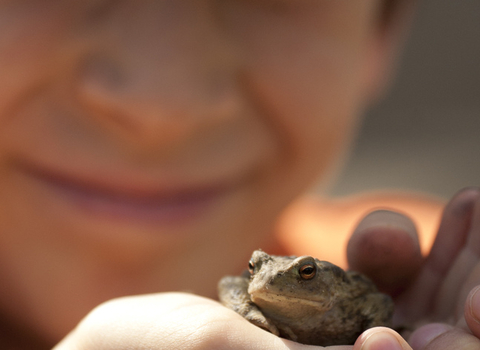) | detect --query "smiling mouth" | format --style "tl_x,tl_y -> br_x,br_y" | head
16,159 -> 232,225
